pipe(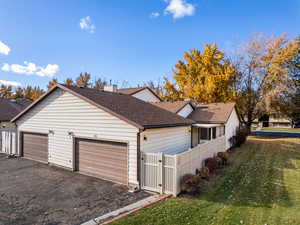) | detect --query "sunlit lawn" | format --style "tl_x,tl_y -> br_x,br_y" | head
111,136 -> 300,225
